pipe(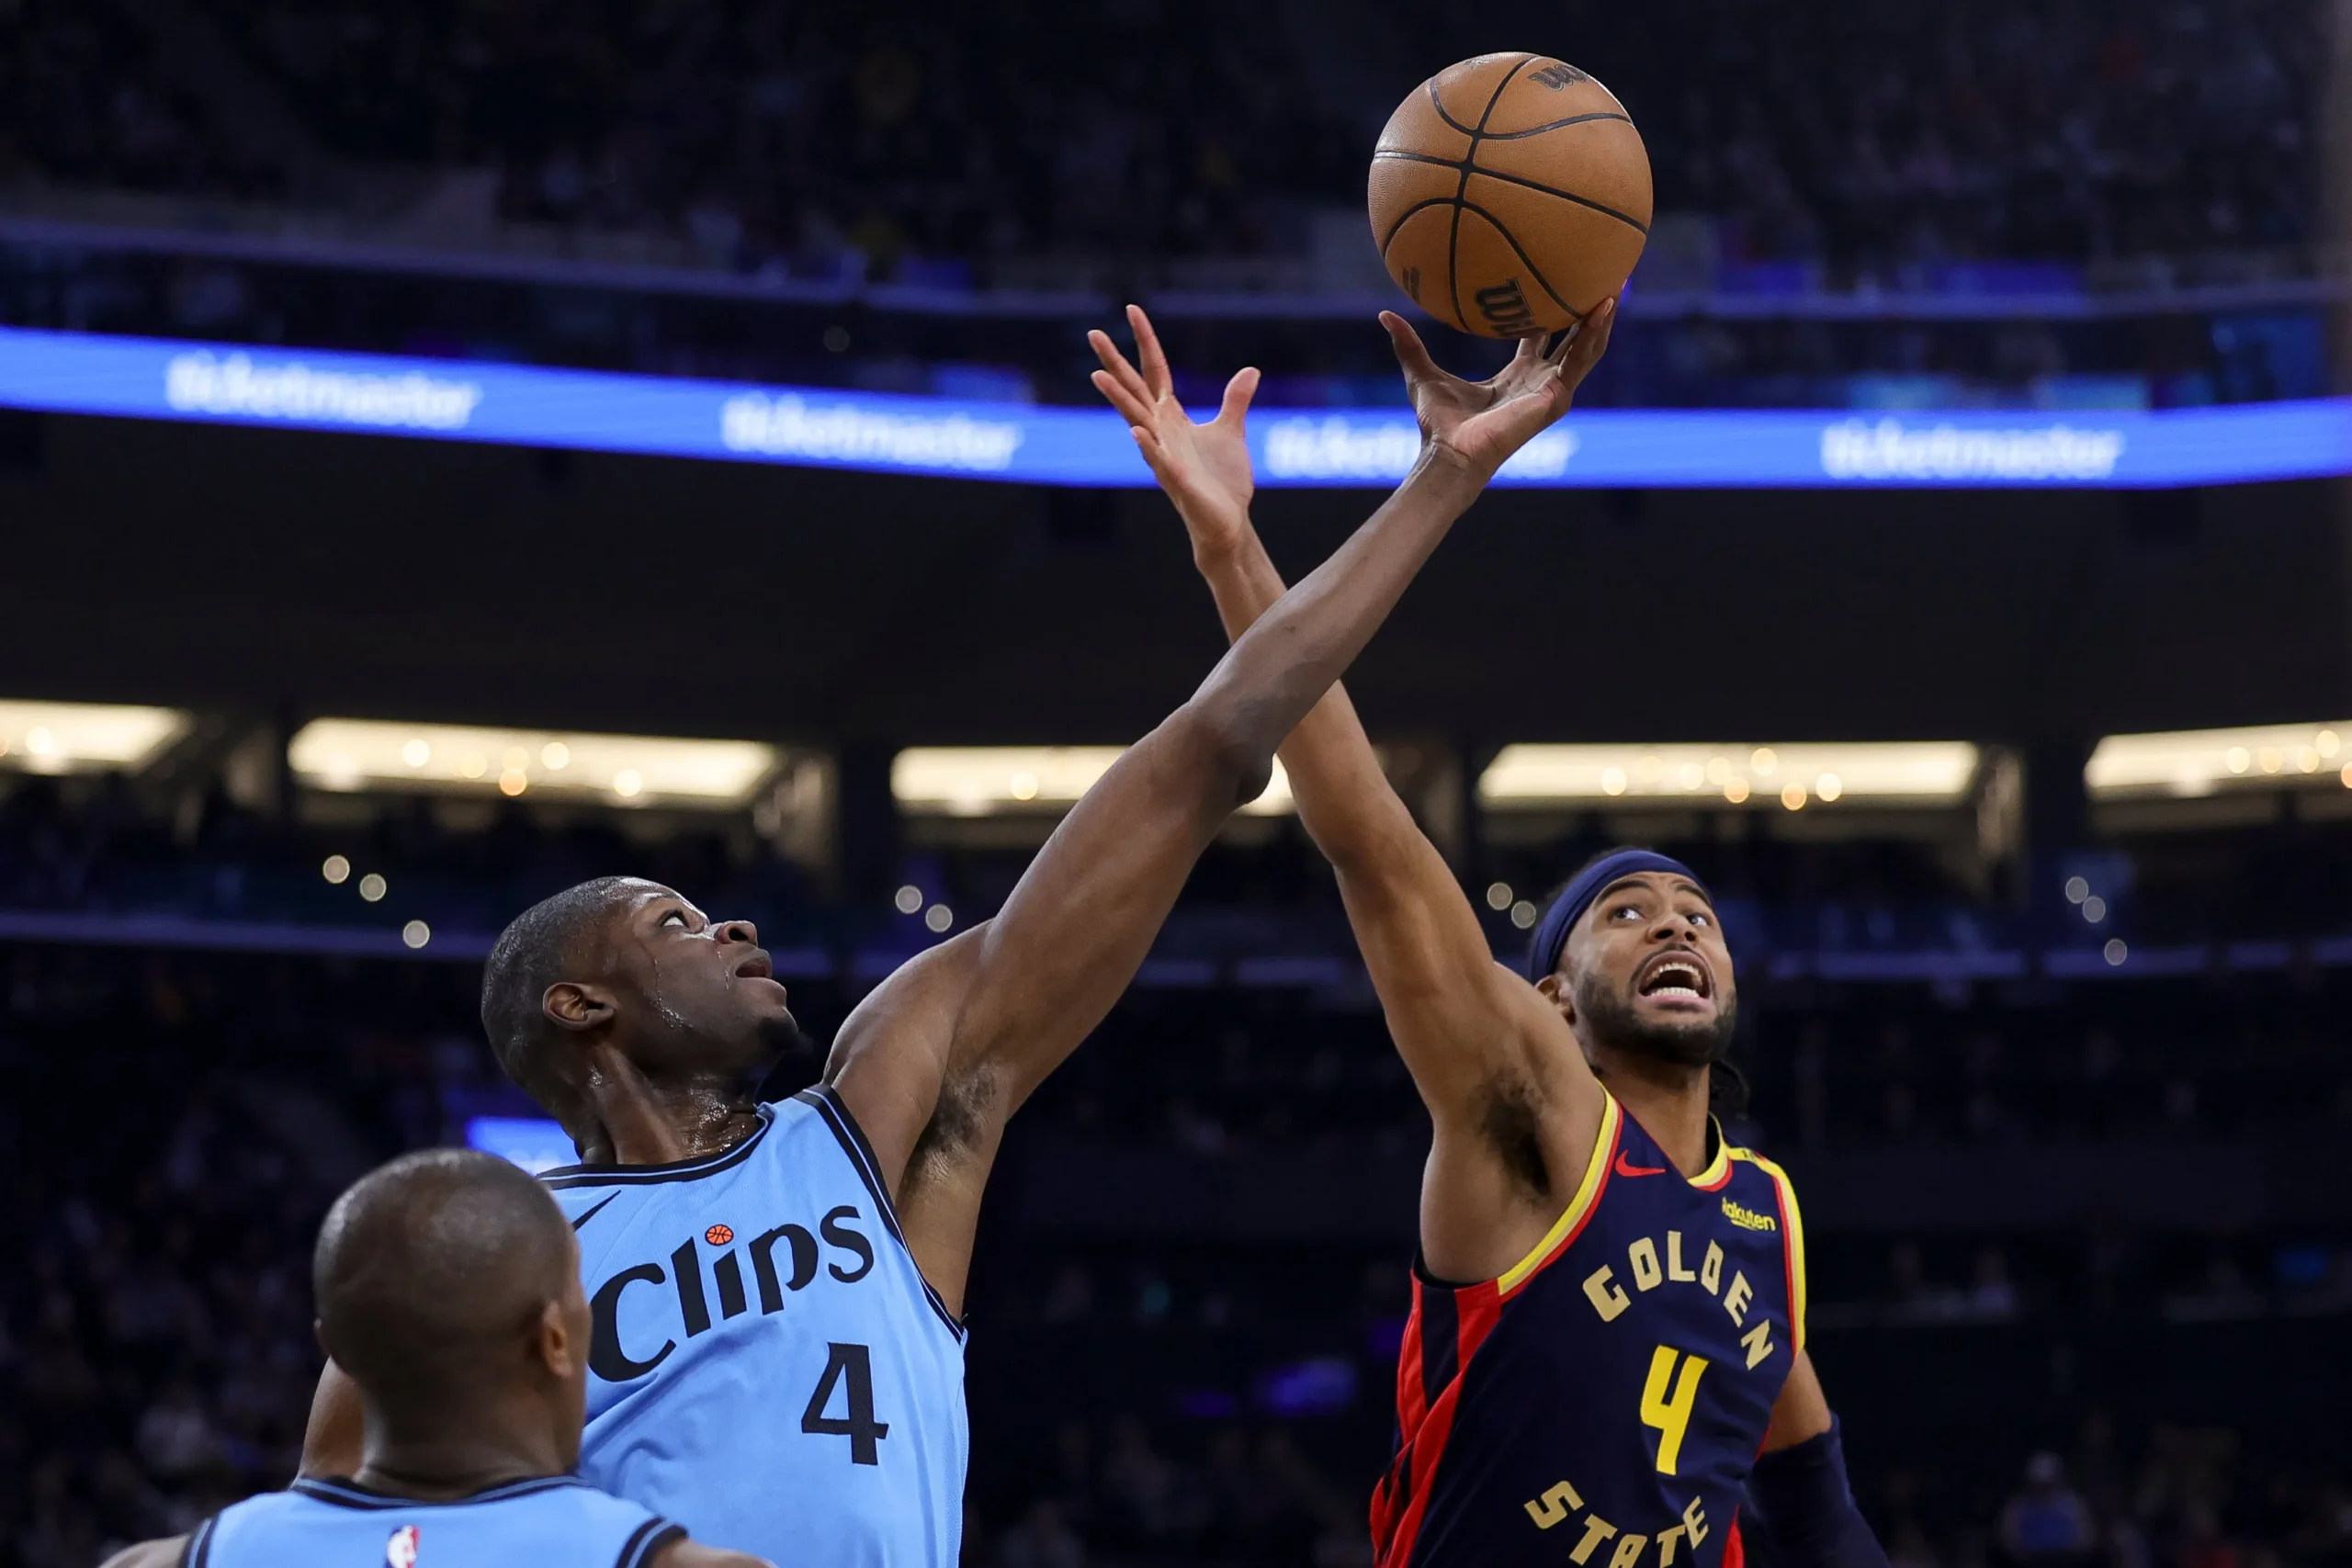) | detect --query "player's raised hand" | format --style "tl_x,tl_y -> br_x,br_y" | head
1088,304 -> 1260,559
1384,299 -> 1614,479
